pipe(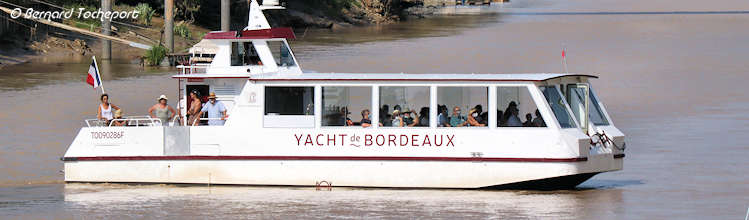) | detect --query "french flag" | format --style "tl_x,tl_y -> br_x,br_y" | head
86,56 -> 102,89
